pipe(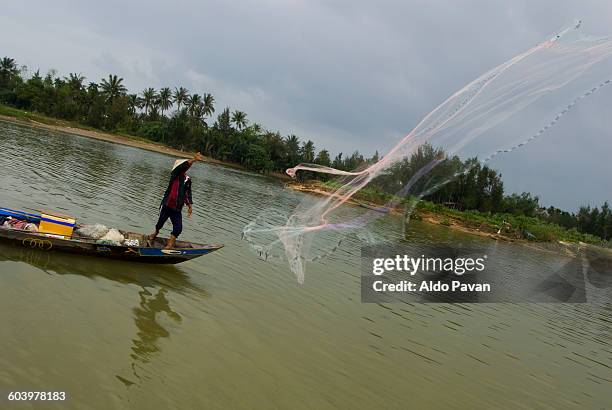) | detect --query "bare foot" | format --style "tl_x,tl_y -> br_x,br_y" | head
164,235 -> 177,249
